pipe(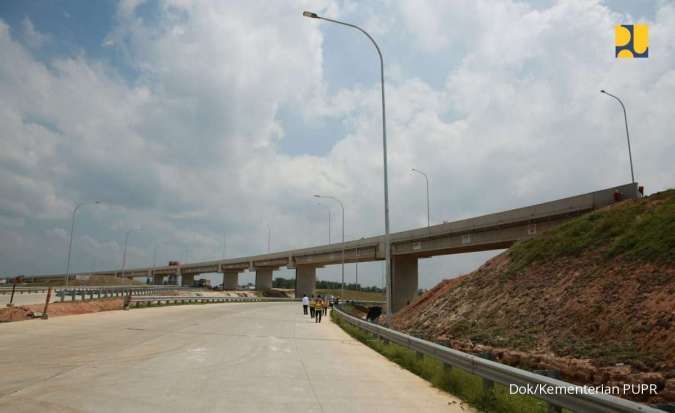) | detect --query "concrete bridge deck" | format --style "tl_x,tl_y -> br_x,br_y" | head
9,183 -> 639,311
0,302 -> 470,412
